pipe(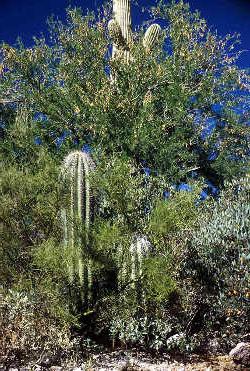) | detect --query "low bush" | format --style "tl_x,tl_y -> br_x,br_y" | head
0,288 -> 74,367
180,175 -> 250,349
